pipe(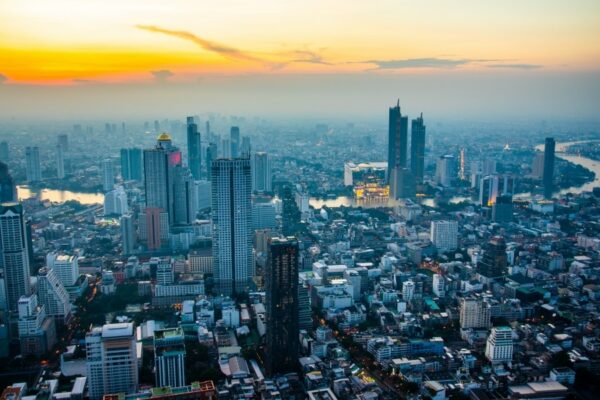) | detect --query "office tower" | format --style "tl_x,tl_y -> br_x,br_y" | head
430,220 -> 458,253
387,100 -> 408,179
458,148 -> 466,180
211,159 -> 253,295
25,146 -> 42,182
144,133 -> 182,225
205,120 -> 211,141
459,297 -> 491,330
480,174 -> 515,206
138,208 -> 169,251
221,138 -> 231,158
120,148 -> 143,181
390,167 -> 416,199
543,137 -> 555,199
492,195 -> 513,223
298,283 -> 312,332
55,143 -> 65,179
86,323 -> 138,399
0,162 -> 16,203
432,274 -> 445,297
57,134 -> 68,151
154,328 -> 186,388
482,159 -> 497,175
282,185 -> 301,236
0,141 -> 9,162
102,159 -> 115,192
186,116 -> 202,180
18,294 -> 56,357
195,180 -> 212,211
252,152 -> 272,193
205,143 -> 217,180
435,155 -> 456,187
172,165 -> 197,225
0,203 -> 32,313
230,126 -> 240,158
46,253 -> 79,287
241,136 -> 251,158
120,214 -> 135,255
410,113 -> 426,184
252,202 -> 277,230
478,236 -> 507,279
265,237 -> 299,375
402,280 -> 415,302
532,152 -> 545,179
485,326 -> 513,364
103,186 -> 128,216
37,267 -> 72,324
